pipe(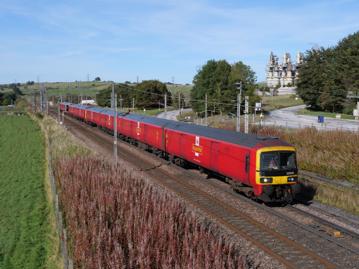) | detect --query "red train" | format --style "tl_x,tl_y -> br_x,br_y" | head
60,102 -> 298,203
